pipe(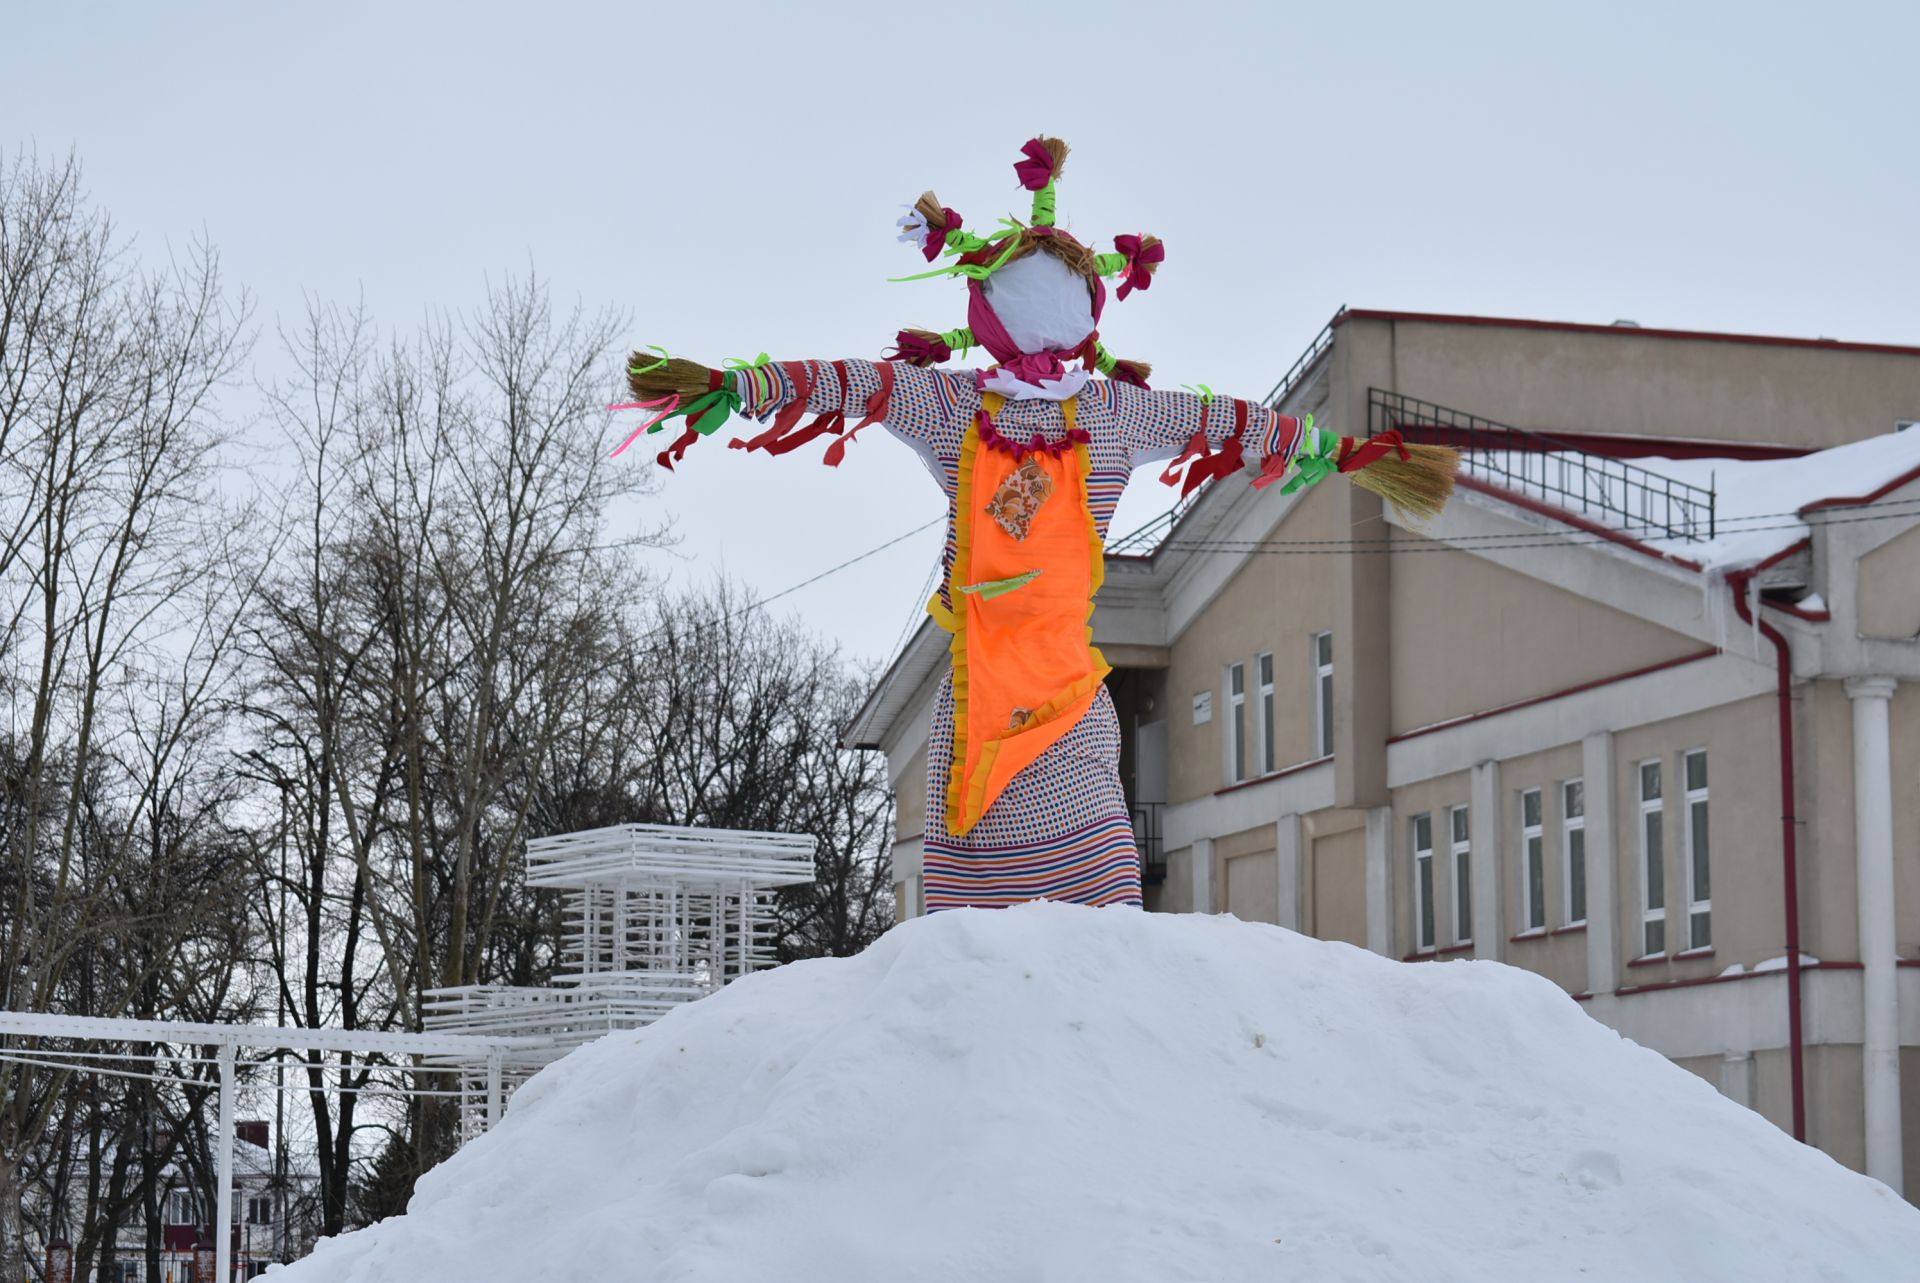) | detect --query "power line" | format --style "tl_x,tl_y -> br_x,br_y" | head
1132,494 -> 1920,557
